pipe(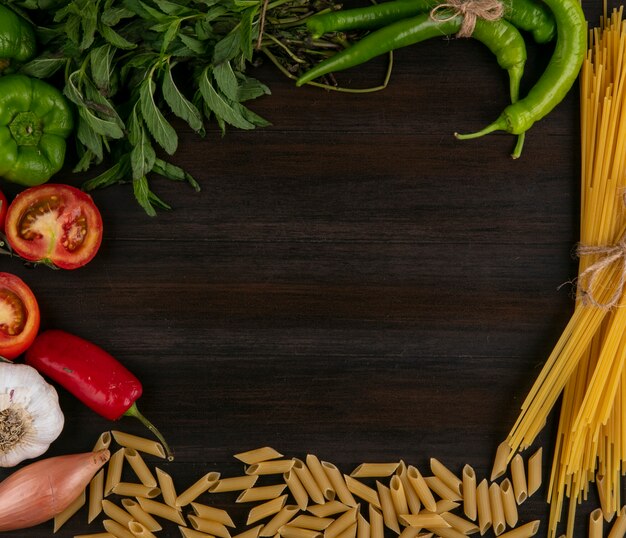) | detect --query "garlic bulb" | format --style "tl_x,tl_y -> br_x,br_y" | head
0,363 -> 64,467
